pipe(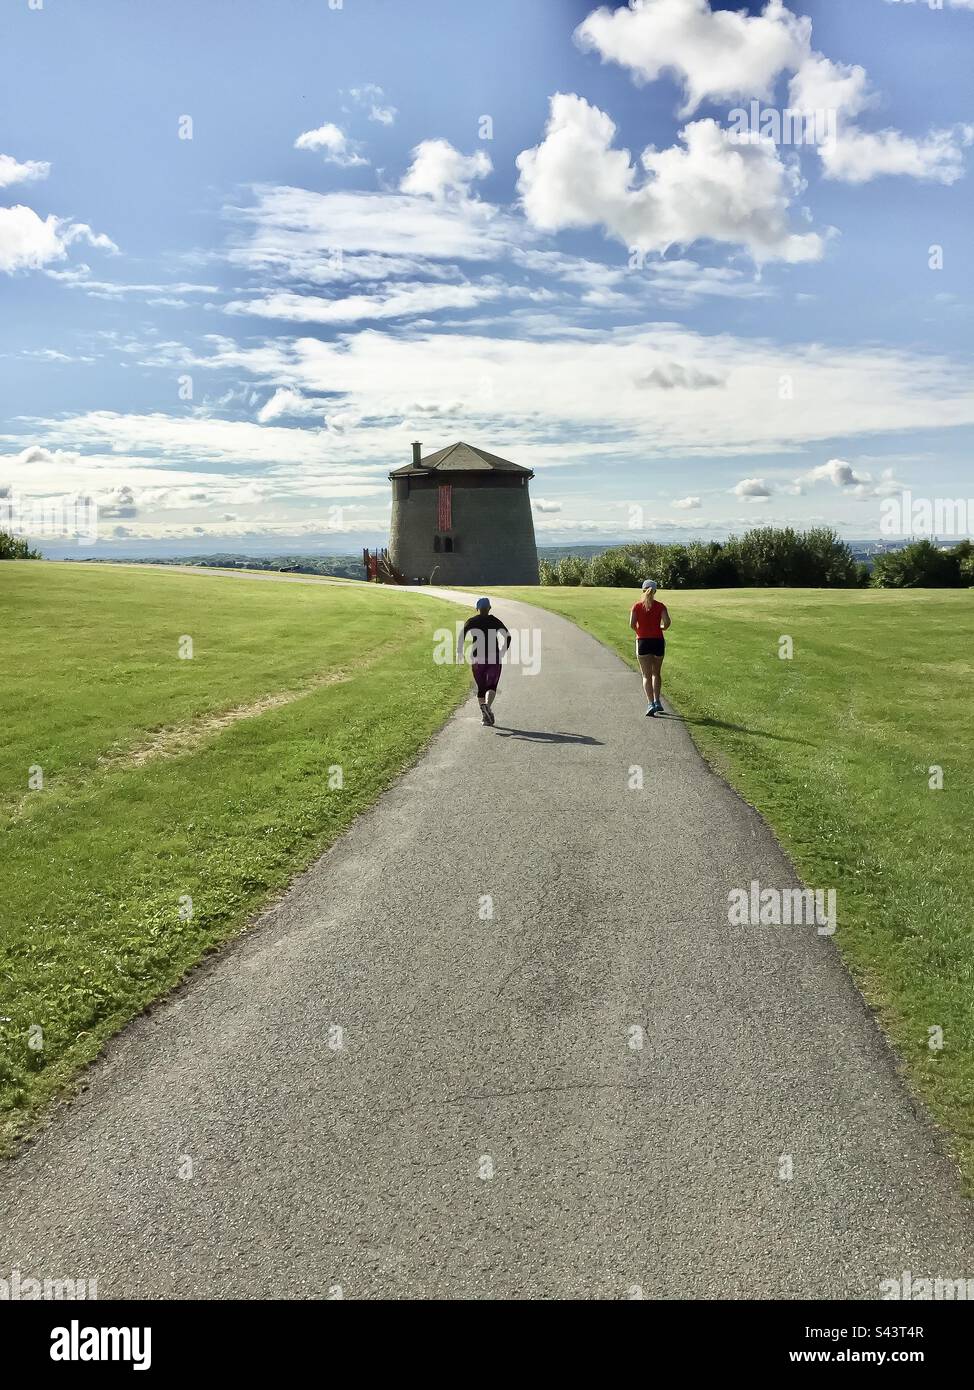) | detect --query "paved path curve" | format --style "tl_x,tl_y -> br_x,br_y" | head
2,582 -> 972,1299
